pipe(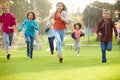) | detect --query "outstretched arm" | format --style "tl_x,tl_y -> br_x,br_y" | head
18,20 -> 26,32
